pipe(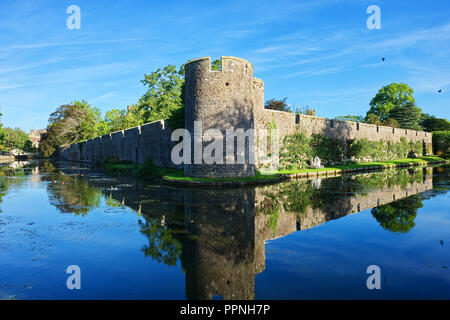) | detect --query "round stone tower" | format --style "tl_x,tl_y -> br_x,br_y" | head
184,56 -> 260,178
